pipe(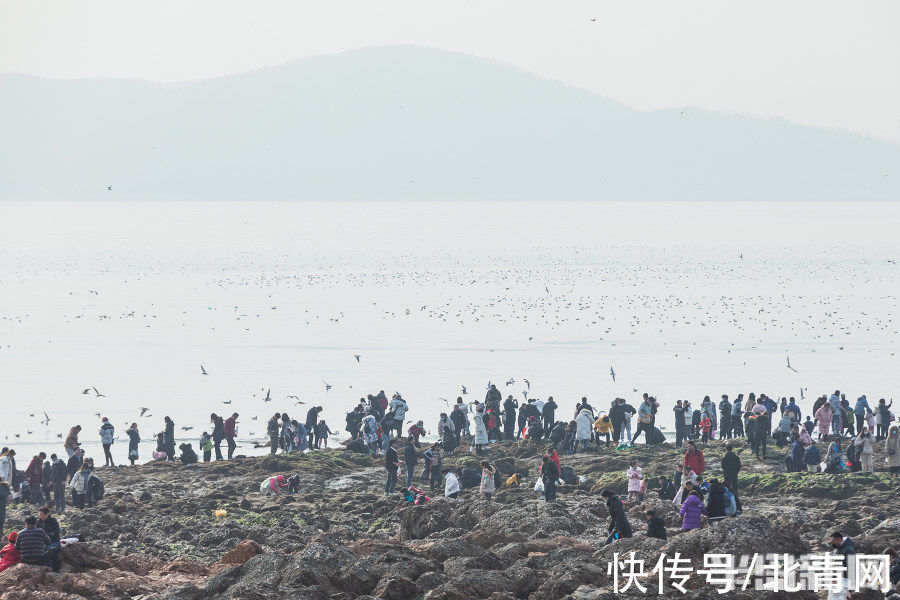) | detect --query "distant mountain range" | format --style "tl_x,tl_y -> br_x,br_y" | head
1,45 -> 897,201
